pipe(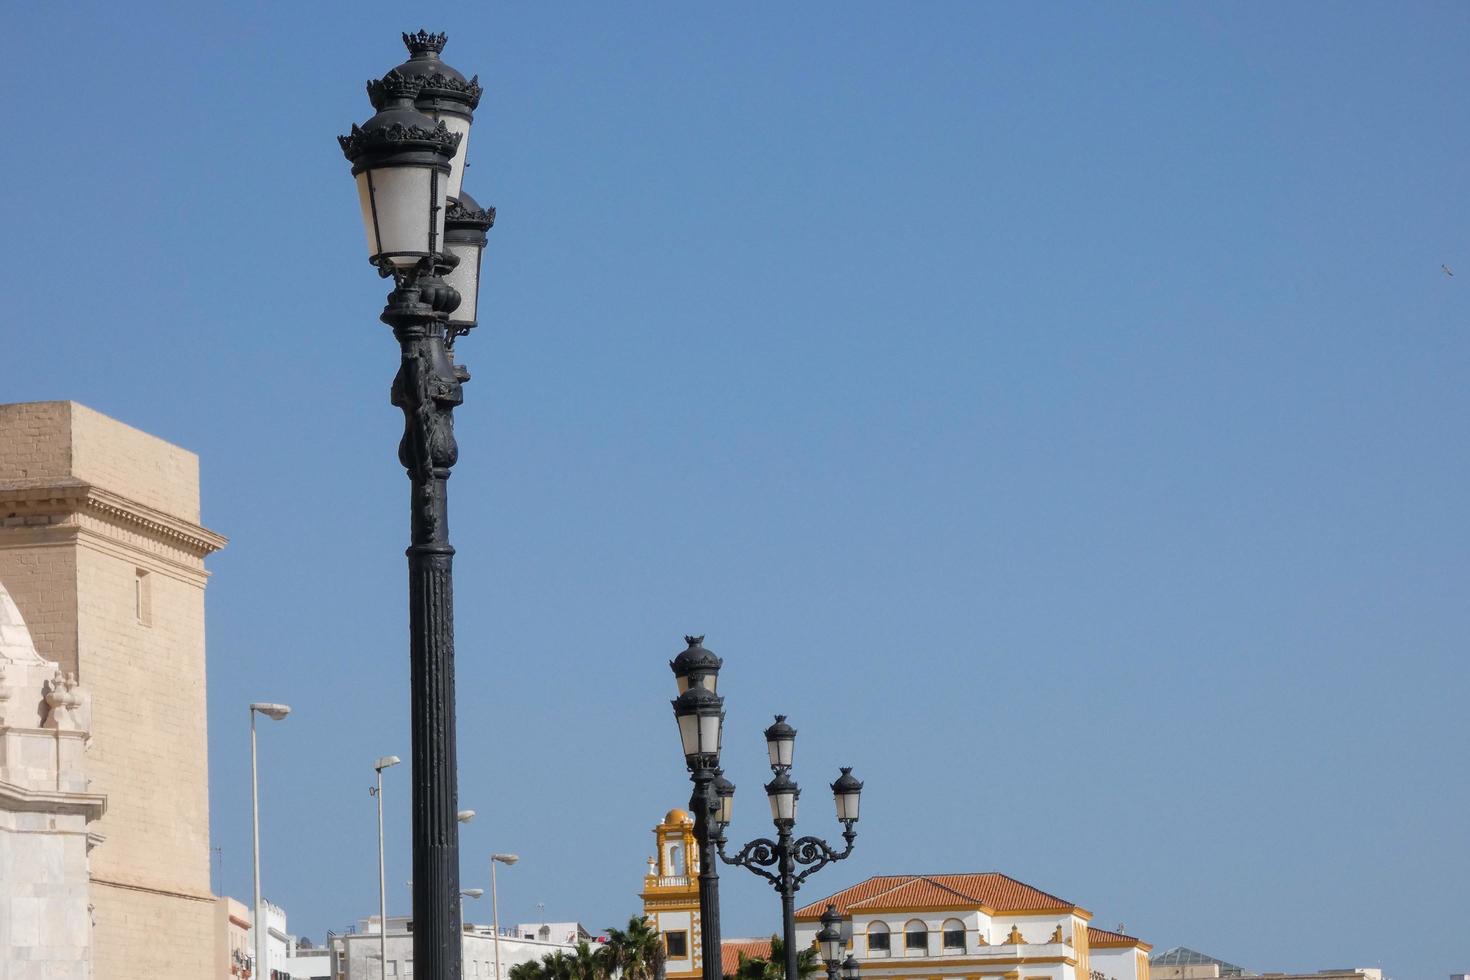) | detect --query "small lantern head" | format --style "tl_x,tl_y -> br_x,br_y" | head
384,30 -> 483,201
841,955 -> 860,980
818,905 -> 845,963
712,770 -> 736,827
671,684 -> 724,766
764,714 -> 796,770
831,767 -> 863,824
764,768 -> 799,826
670,635 -> 722,695
443,190 -> 494,331
339,71 -> 459,273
